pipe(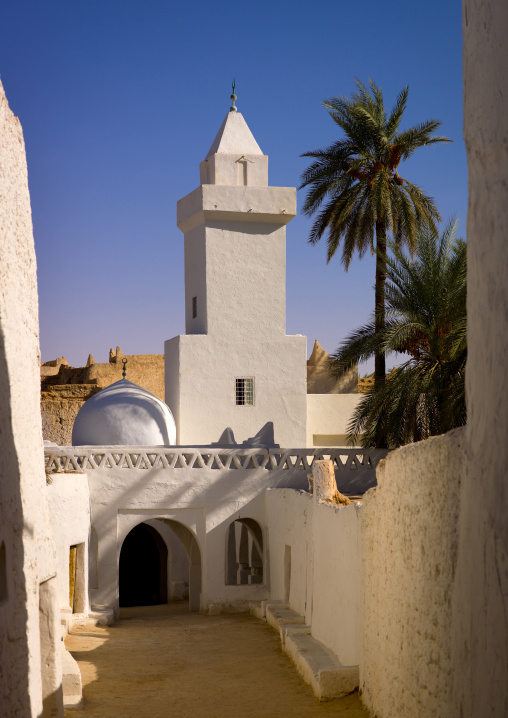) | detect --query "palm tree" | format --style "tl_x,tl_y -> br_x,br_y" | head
300,79 -> 451,390
329,220 -> 466,448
